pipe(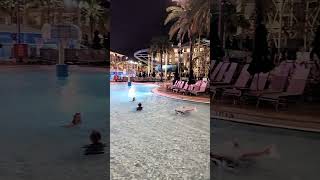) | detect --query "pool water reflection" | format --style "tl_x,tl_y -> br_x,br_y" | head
110,83 -> 210,179
0,66 -> 107,180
